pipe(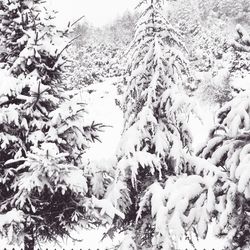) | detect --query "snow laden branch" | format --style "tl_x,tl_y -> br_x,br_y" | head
199,87 -> 250,249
